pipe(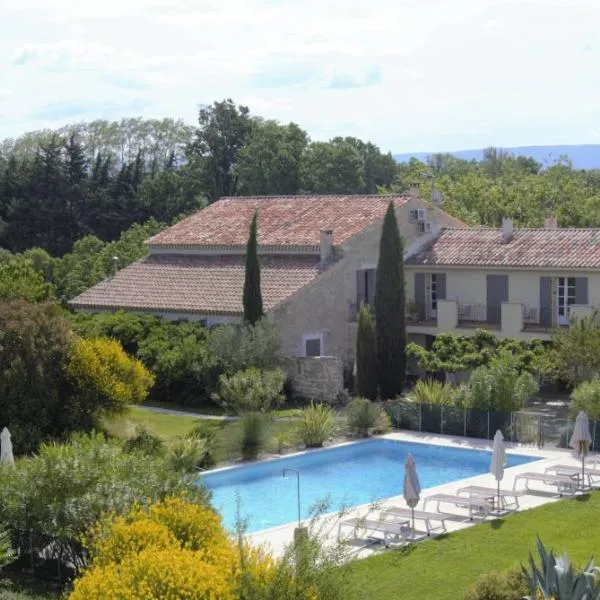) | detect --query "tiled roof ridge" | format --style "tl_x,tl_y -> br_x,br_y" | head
440,226 -> 600,232
218,194 -> 411,201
